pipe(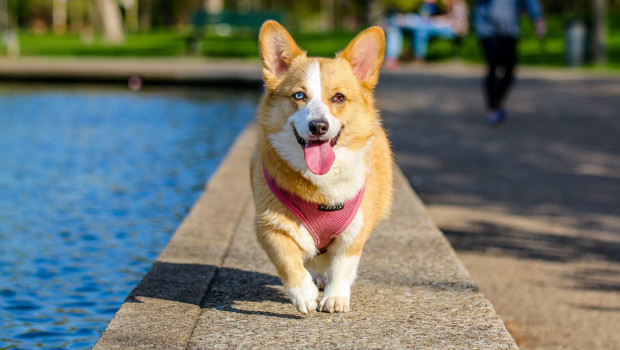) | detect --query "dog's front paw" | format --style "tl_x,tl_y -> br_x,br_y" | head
319,284 -> 350,313
286,274 -> 319,314
319,295 -> 349,313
